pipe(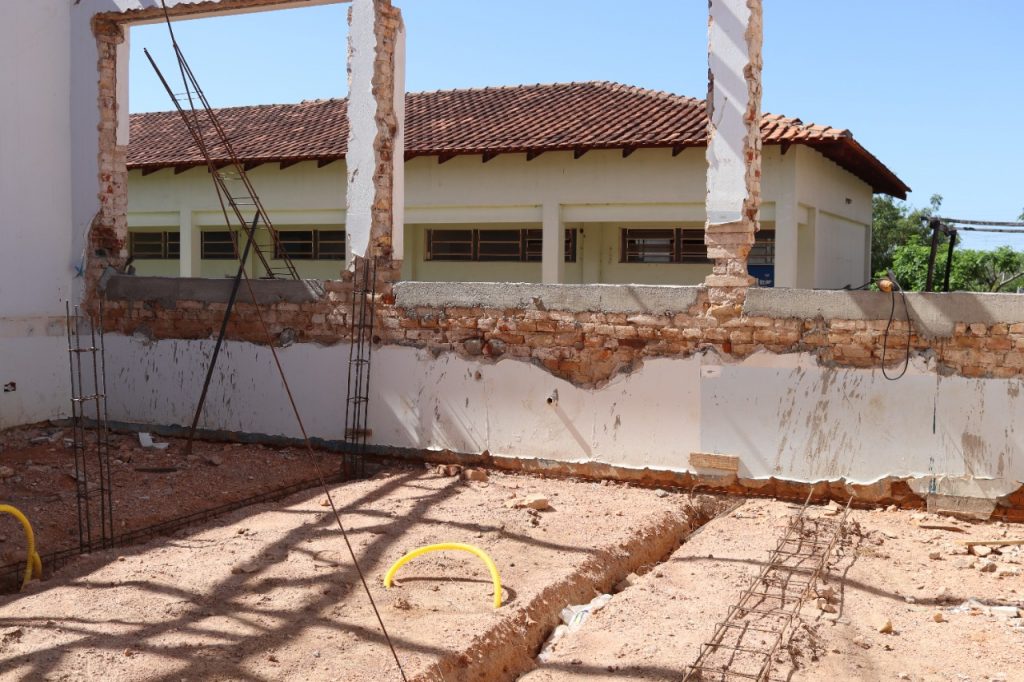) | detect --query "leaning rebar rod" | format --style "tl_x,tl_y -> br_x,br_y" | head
141,48 -> 280,278
185,212 -> 259,456
235,261 -> 407,681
